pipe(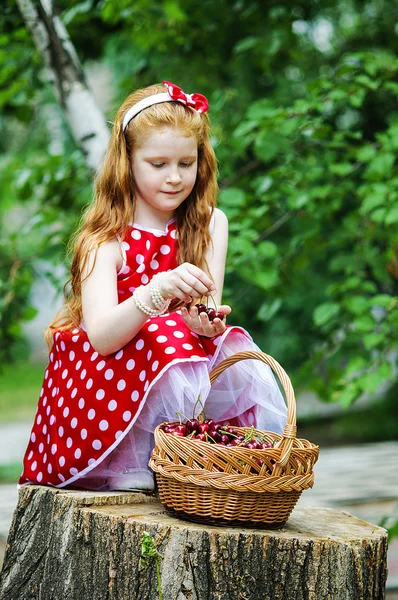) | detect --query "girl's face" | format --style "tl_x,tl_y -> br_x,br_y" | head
131,126 -> 198,220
